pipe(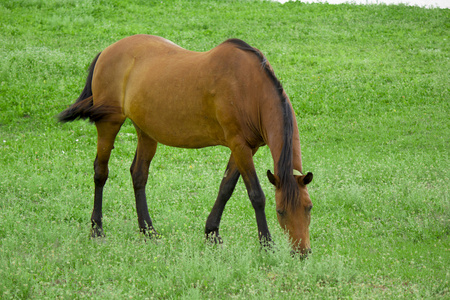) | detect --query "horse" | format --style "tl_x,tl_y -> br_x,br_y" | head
58,35 -> 313,256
